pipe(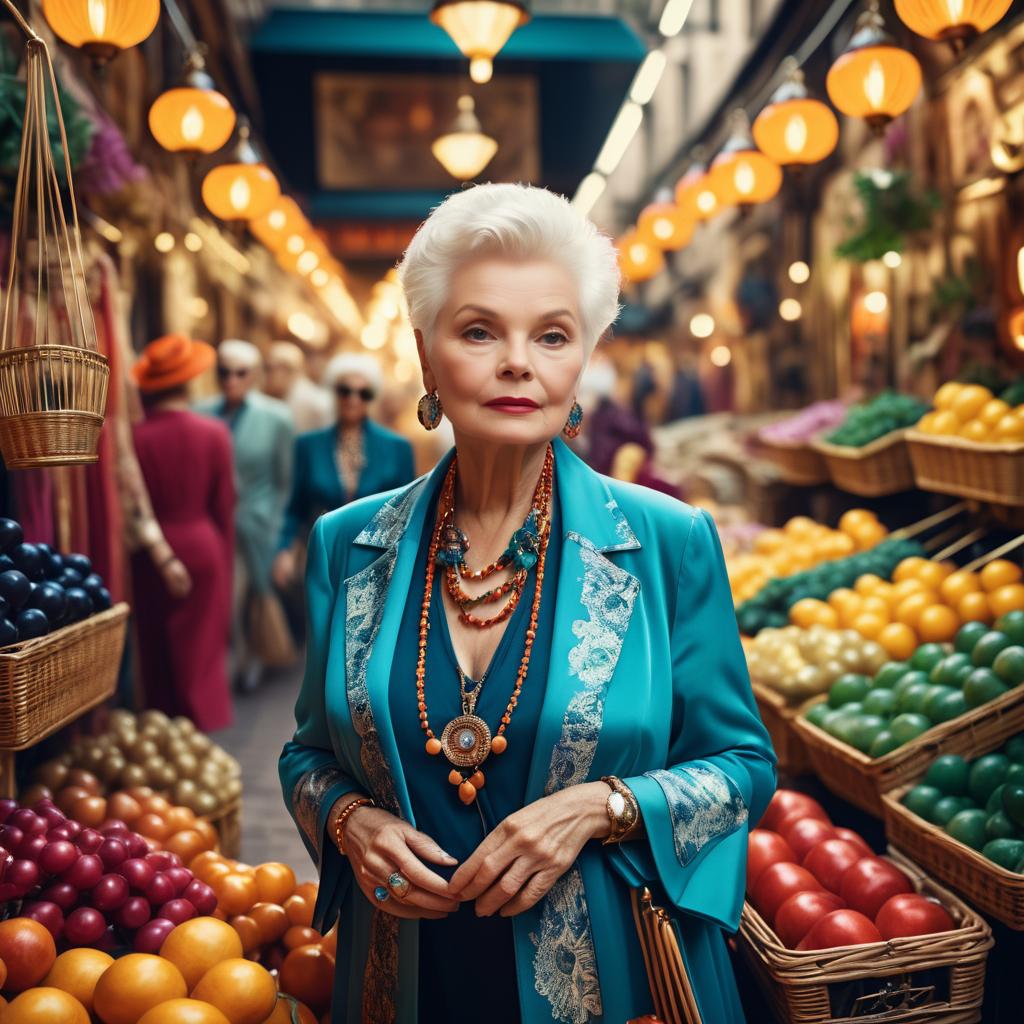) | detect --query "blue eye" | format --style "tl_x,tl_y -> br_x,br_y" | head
541,332 -> 568,346
464,327 -> 491,342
